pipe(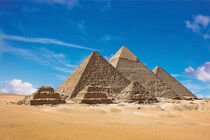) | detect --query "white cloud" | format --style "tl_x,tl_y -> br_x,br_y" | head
185,66 -> 194,74
65,64 -> 77,68
185,62 -> 210,82
1,34 -> 94,50
54,67 -> 75,73
0,79 -> 36,95
56,74 -> 68,81
35,0 -> 79,9
186,15 -> 210,39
